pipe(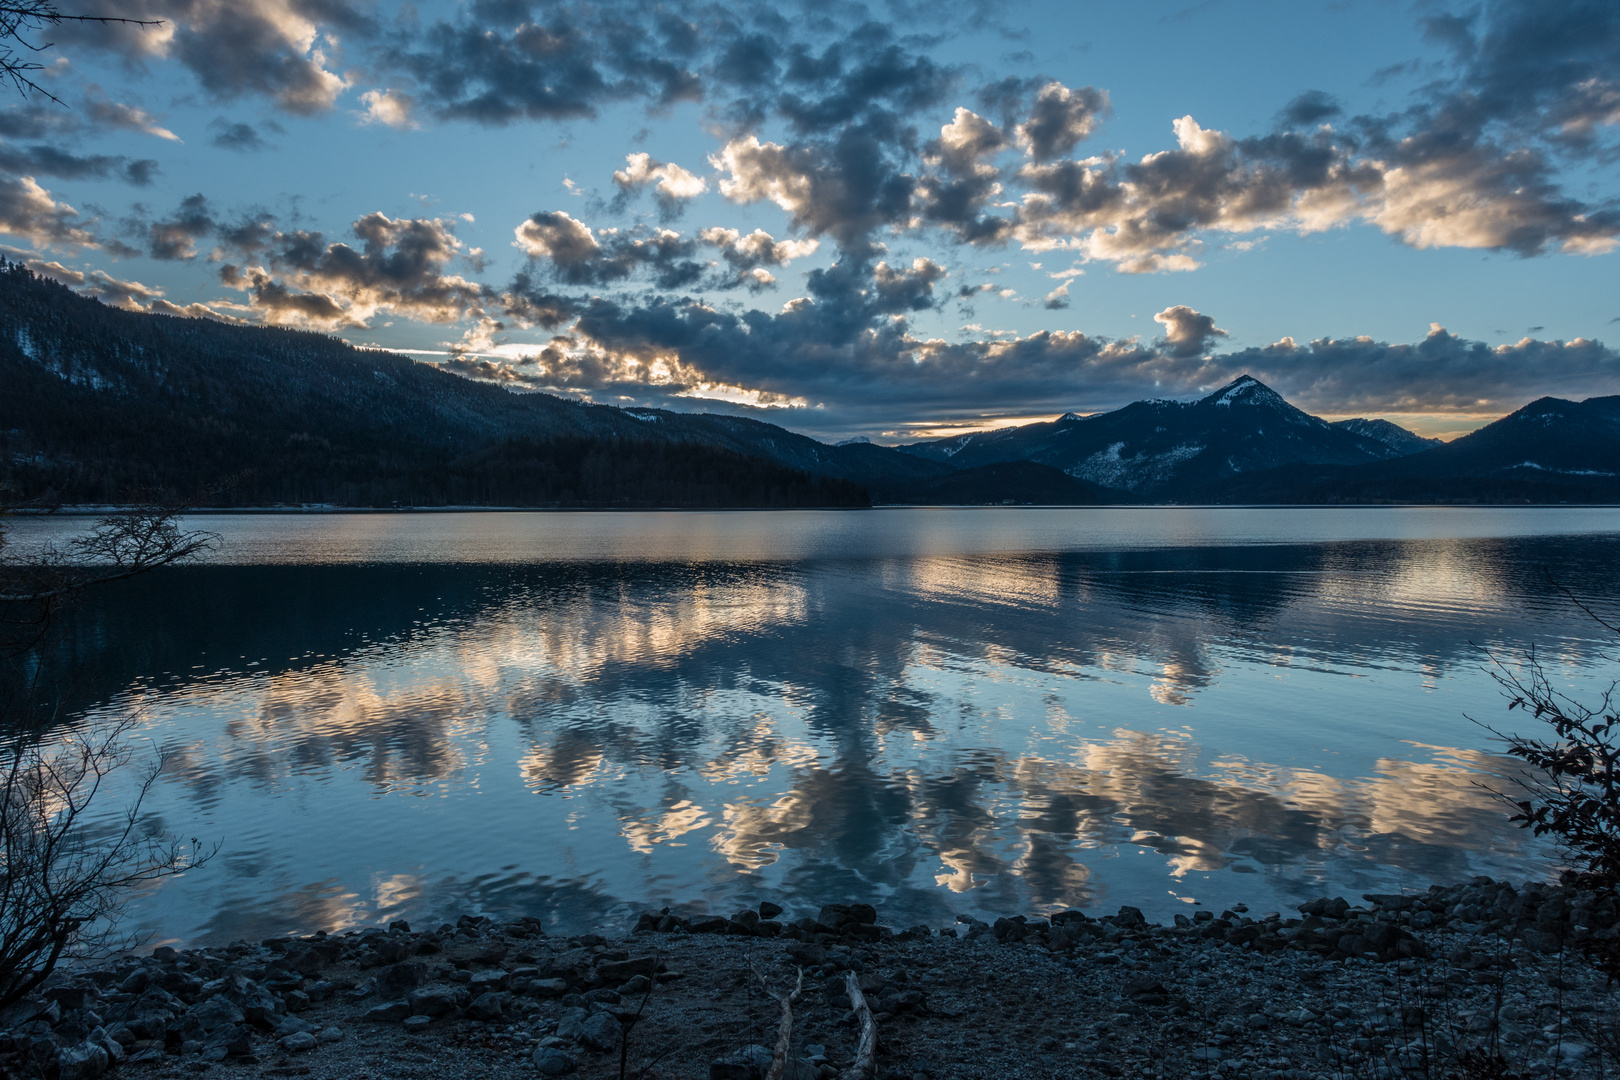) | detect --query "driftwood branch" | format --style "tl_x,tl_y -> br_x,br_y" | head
753,964 -> 804,1080
839,970 -> 877,1080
